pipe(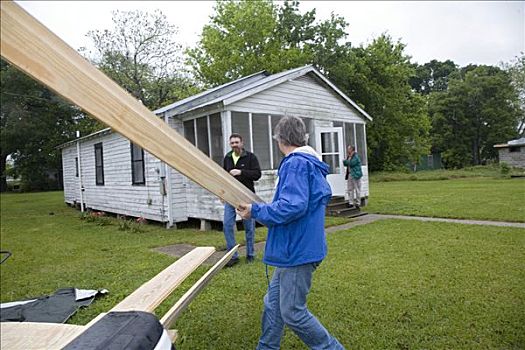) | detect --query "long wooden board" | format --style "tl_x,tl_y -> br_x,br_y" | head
160,245 -> 239,328
0,246 -> 221,349
0,1 -> 262,208
0,322 -> 85,350
110,247 -> 215,313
